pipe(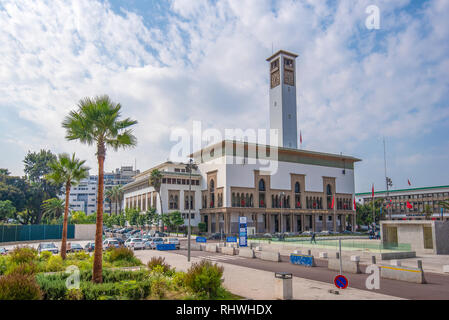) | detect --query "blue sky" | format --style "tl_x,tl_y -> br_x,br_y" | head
0,0 -> 448,193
